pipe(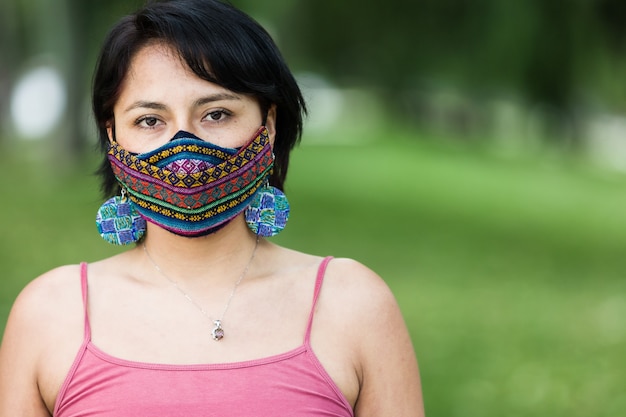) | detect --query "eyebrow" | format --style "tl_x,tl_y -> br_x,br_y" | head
123,101 -> 167,113
123,93 -> 242,113
193,93 -> 242,107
